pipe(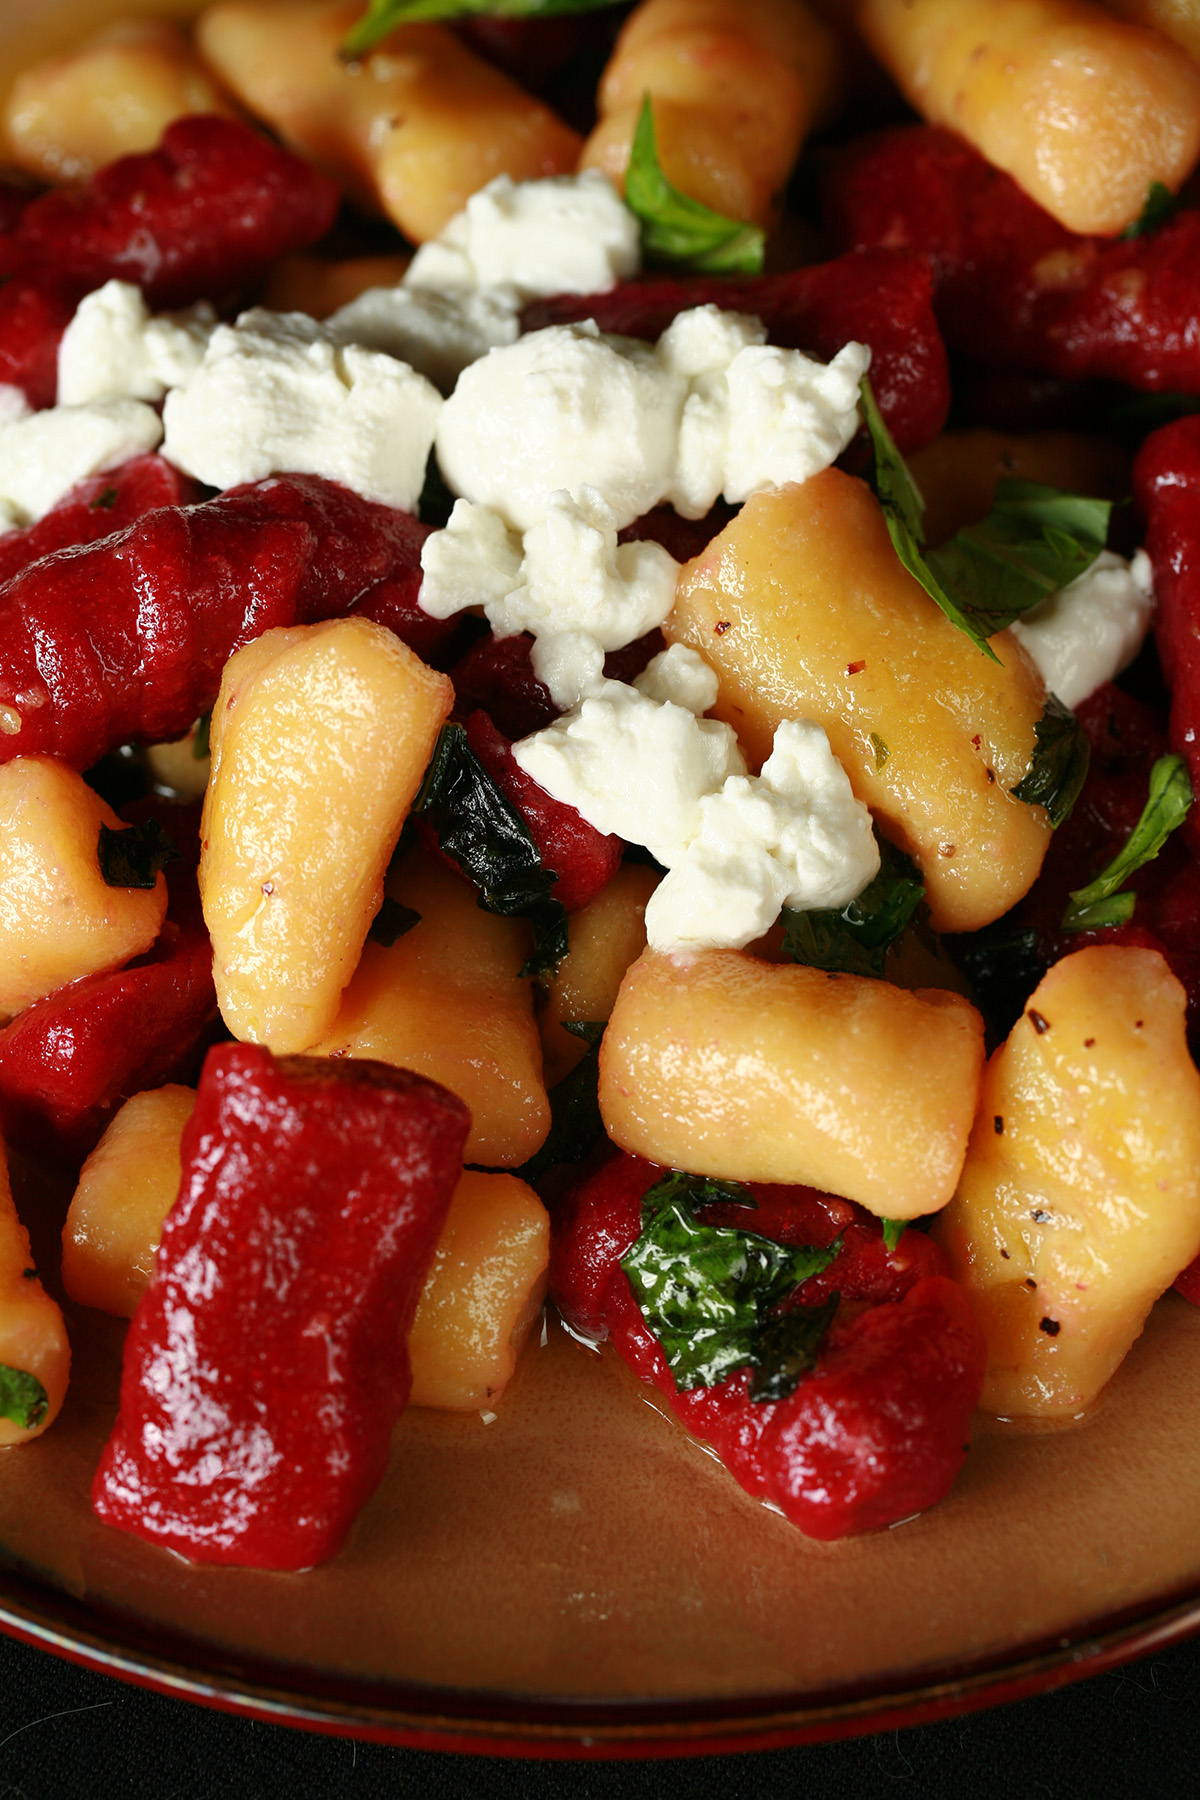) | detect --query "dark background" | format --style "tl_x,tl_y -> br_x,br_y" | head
4,1625 -> 1200,1799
